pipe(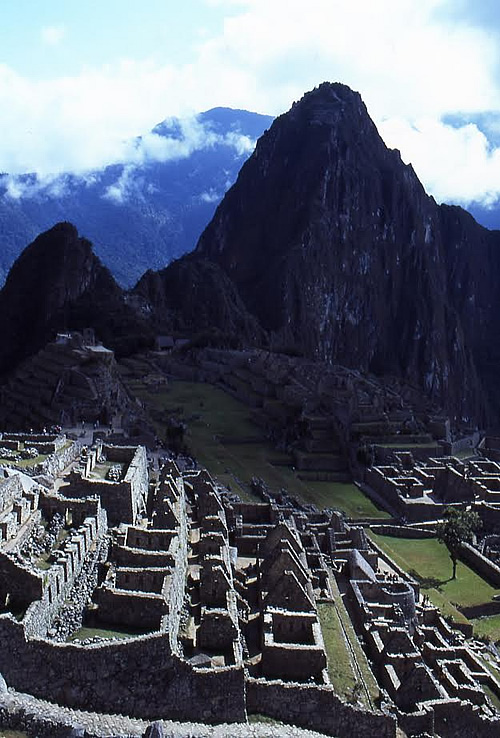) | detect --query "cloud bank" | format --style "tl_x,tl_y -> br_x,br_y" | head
0,116 -> 256,204
1,0 -> 500,208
